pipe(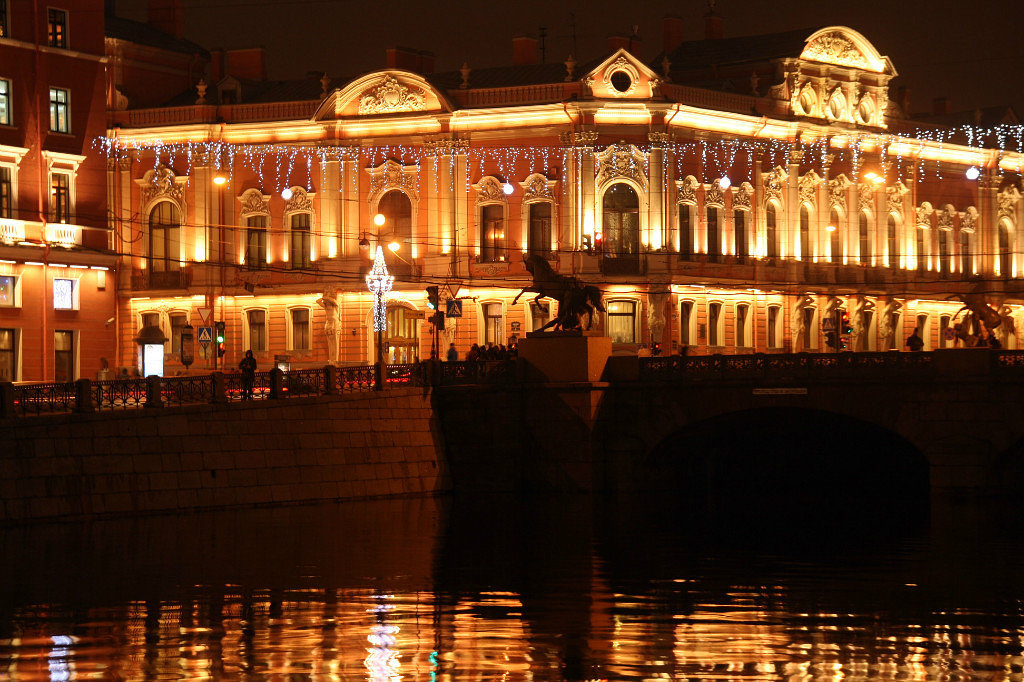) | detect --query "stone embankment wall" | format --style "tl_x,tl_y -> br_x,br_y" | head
1,388 -> 446,523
